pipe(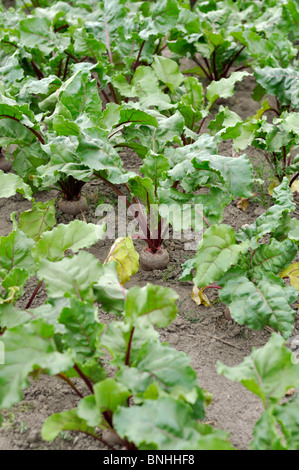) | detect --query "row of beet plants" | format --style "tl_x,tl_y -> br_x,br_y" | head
0,181 -> 298,449
0,0 -> 298,449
